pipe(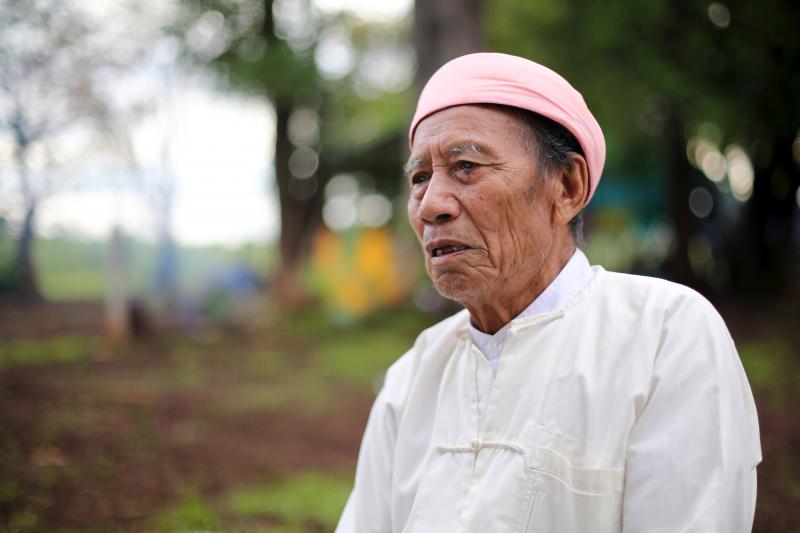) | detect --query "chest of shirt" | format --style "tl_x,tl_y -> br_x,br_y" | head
392,309 -> 659,533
